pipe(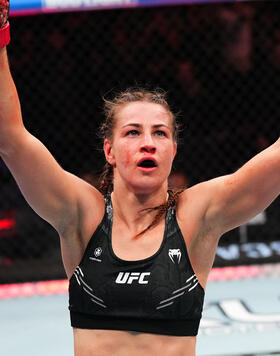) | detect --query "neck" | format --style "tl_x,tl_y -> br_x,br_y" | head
111,182 -> 168,232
